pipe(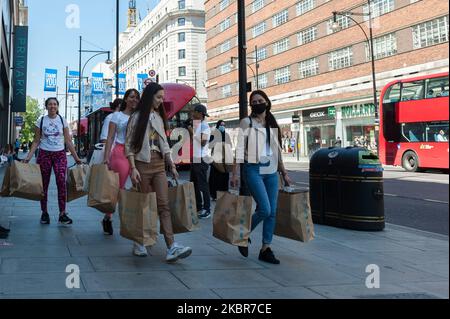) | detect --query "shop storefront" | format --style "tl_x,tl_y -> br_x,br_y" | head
302,106 -> 336,157
339,102 -> 377,153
